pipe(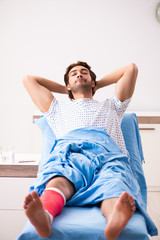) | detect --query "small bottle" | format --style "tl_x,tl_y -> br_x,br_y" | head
0,146 -> 3,163
8,145 -> 15,164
